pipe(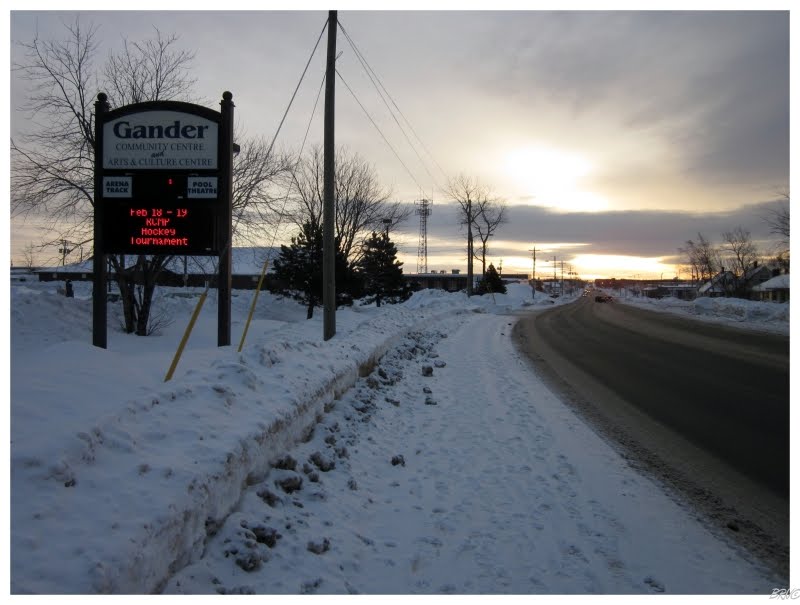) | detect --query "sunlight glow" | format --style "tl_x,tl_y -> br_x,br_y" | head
505,146 -> 609,212
570,254 -> 678,280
